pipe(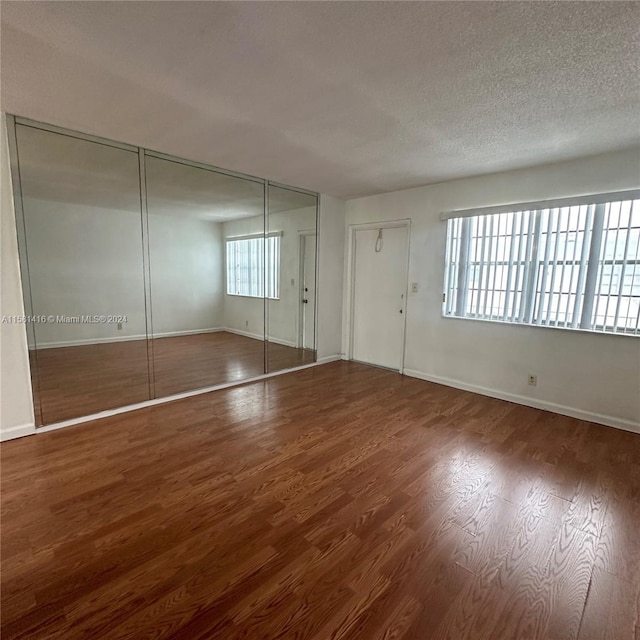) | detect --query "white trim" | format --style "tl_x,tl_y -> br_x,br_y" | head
13,116 -> 138,152
154,328 -> 223,339
223,327 -> 264,341
266,179 -> 318,198
345,220 -> 411,374
266,336 -> 297,348
223,326 -> 297,348
403,368 -> 640,435
36,359 -> 331,435
317,354 -> 342,365
440,313 -> 639,339
298,230 -> 317,350
1,423 -> 36,442
144,149 -> 264,184
32,328 -> 224,349
440,189 -> 640,220
225,231 -> 283,241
